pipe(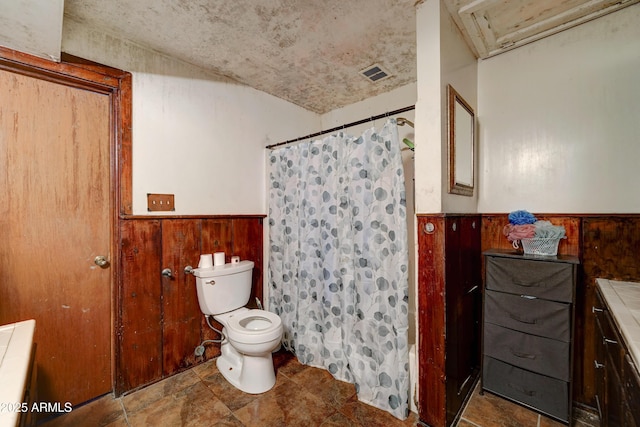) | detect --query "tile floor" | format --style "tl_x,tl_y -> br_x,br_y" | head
457,385 -> 599,427
41,350 -> 599,427
41,350 -> 417,427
